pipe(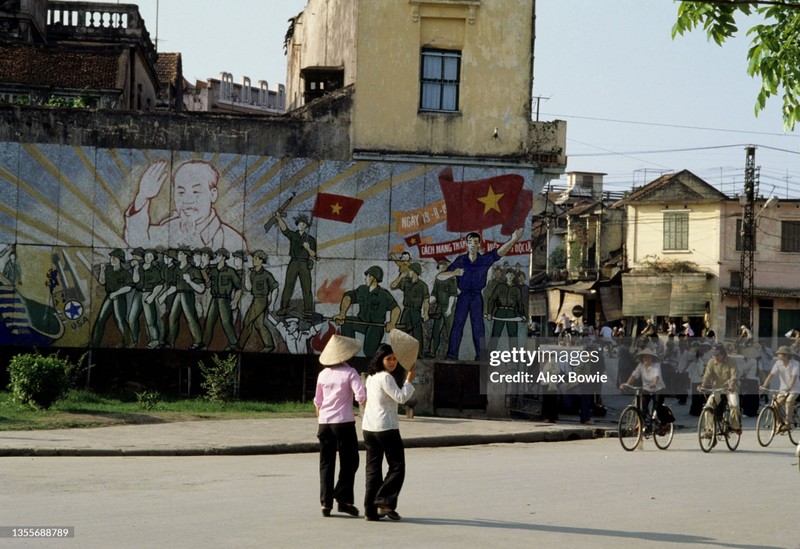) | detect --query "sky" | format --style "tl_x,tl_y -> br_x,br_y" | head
99,0 -> 799,197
